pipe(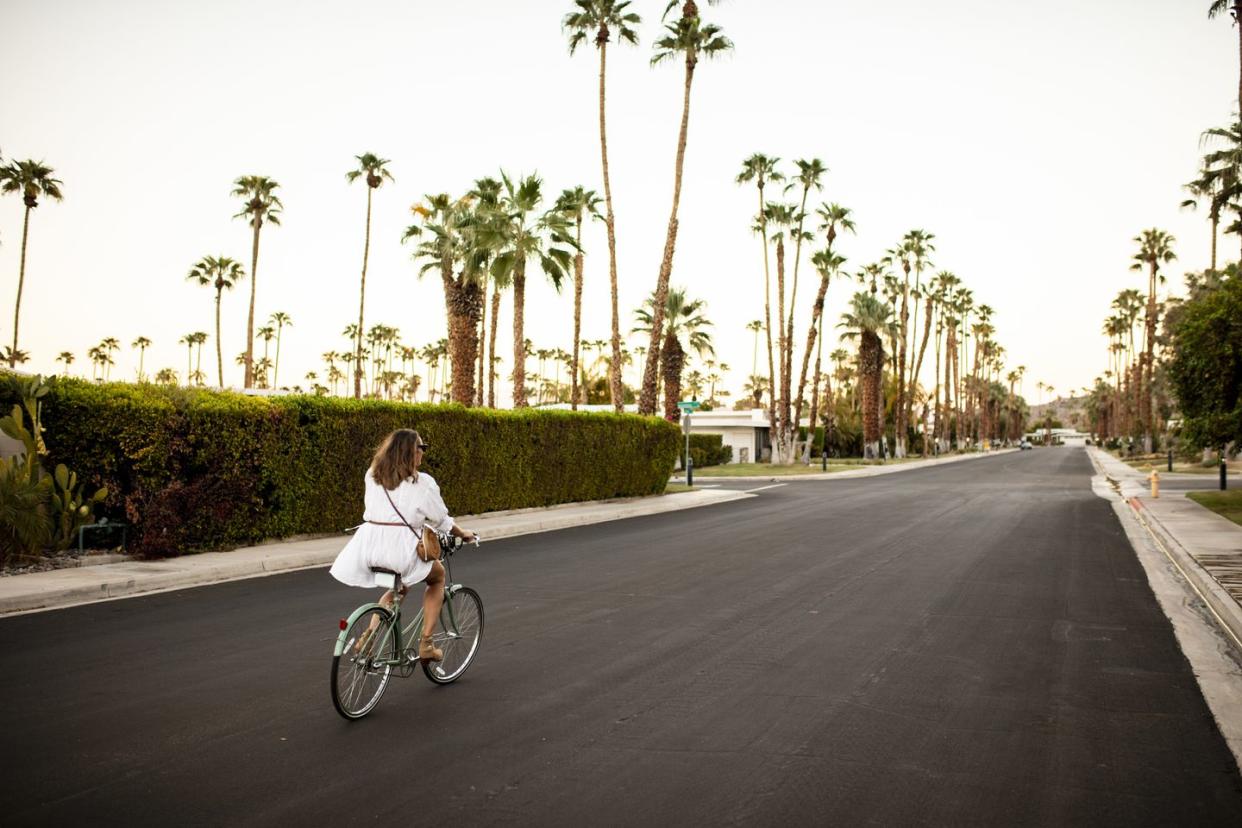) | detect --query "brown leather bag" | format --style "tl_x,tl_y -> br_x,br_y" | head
383,488 -> 441,562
